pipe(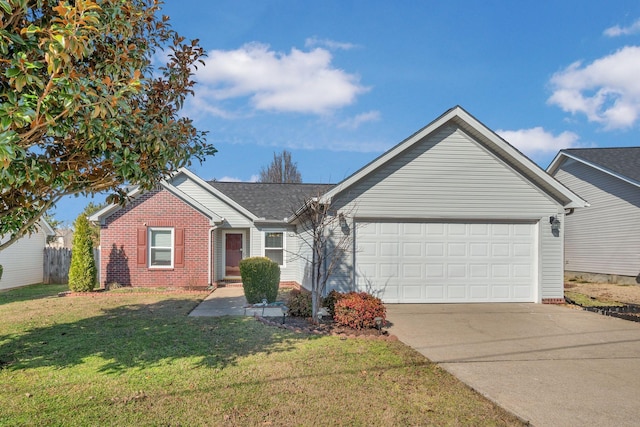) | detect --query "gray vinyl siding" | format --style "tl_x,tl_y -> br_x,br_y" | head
553,159 -> 640,277
332,126 -> 561,219
172,174 -> 253,228
295,225 -> 314,290
330,124 -> 565,301
254,225 -> 299,282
